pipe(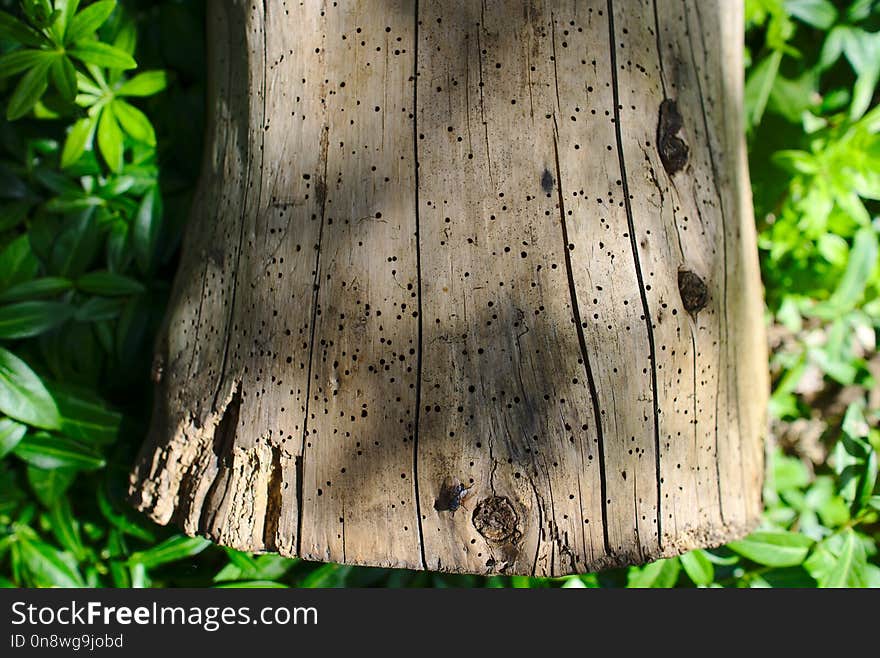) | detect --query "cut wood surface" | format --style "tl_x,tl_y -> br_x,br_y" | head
130,0 -> 768,576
